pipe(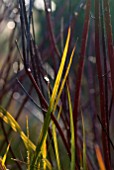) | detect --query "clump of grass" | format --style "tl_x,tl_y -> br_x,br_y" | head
0,0 -> 114,170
